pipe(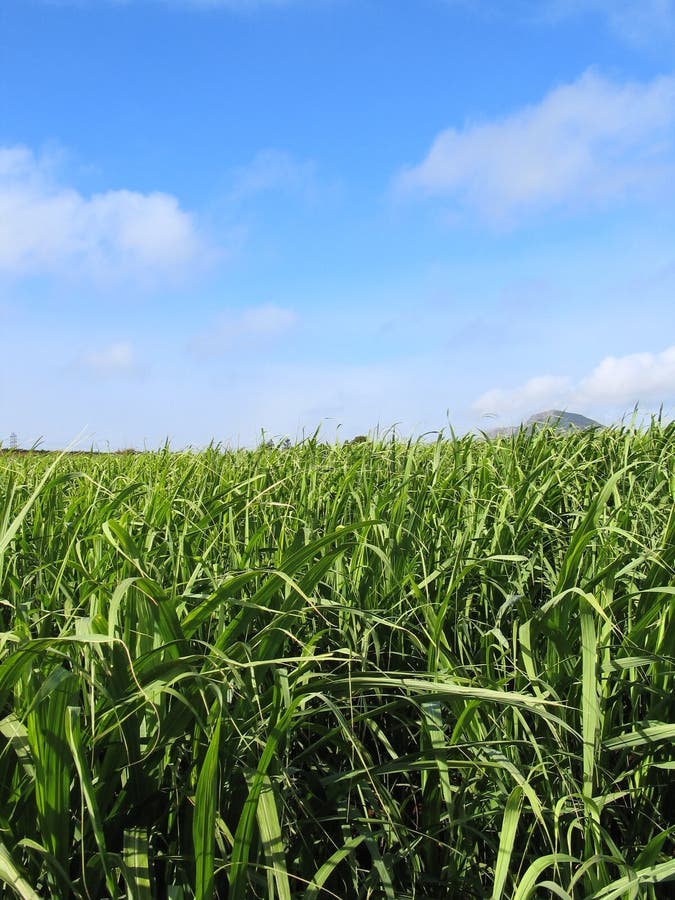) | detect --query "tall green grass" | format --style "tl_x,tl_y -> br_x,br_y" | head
0,424 -> 673,898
